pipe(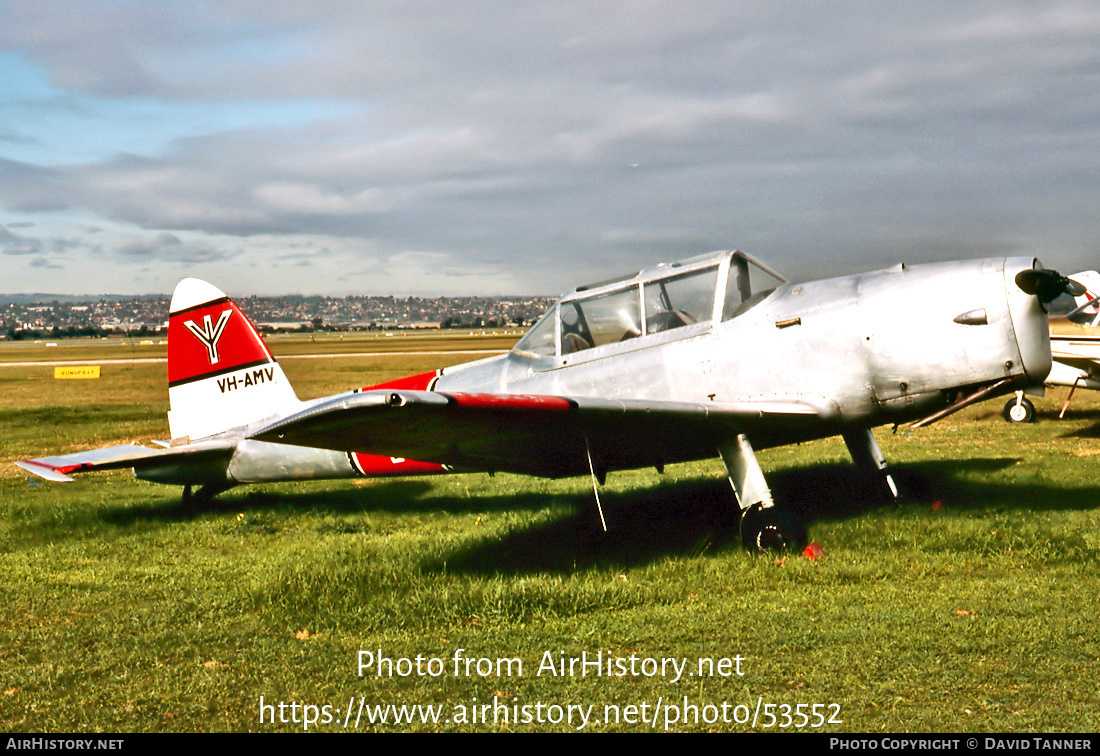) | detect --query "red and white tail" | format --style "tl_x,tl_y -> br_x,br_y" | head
167,279 -> 299,441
